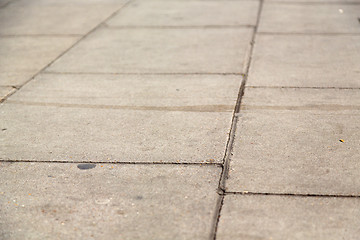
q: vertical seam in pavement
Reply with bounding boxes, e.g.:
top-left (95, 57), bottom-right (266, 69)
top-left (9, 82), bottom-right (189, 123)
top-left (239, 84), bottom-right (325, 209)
top-left (0, 0), bottom-right (133, 104)
top-left (209, 0), bottom-right (264, 239)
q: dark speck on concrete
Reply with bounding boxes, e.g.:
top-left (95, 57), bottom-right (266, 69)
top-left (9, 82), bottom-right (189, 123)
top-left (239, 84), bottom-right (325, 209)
top-left (135, 195), bottom-right (143, 200)
top-left (77, 163), bottom-right (96, 170)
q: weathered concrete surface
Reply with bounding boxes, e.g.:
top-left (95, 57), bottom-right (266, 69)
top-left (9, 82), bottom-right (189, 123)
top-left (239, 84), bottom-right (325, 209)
top-left (10, 73), bottom-right (241, 107)
top-left (248, 34), bottom-right (360, 88)
top-left (0, 0), bottom-right (127, 35)
top-left (0, 104), bottom-right (232, 163)
top-left (0, 73), bottom-right (239, 163)
top-left (0, 162), bottom-right (221, 240)
top-left (0, 86), bottom-right (15, 101)
top-left (107, 0), bottom-right (259, 27)
top-left (226, 88), bottom-right (360, 195)
top-left (217, 195), bottom-right (360, 240)
top-left (259, 3), bottom-right (360, 33)
top-left (0, 36), bottom-right (78, 86)
top-left (46, 28), bottom-right (253, 74)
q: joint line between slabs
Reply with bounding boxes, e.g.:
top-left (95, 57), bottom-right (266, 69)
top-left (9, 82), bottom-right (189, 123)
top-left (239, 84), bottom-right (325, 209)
top-left (103, 24), bottom-right (256, 29)
top-left (0, 159), bottom-right (222, 166)
top-left (258, 32), bottom-right (360, 36)
top-left (210, 0), bottom-right (265, 239)
top-left (247, 86), bottom-right (360, 90)
top-left (0, 0), bottom-right (133, 104)
top-left (42, 71), bottom-right (245, 76)
top-left (225, 191), bottom-right (360, 198)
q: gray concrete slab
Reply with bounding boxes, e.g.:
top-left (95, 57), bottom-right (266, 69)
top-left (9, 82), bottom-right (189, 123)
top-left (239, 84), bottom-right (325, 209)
top-left (106, 0), bottom-right (259, 27)
top-left (259, 3), bottom-right (360, 33)
top-left (0, 103), bottom-right (233, 163)
top-left (0, 86), bottom-right (15, 101)
top-left (267, 0), bottom-right (360, 3)
top-left (10, 73), bottom-right (241, 107)
top-left (0, 73), bottom-right (238, 163)
top-left (0, 36), bottom-right (78, 86)
top-left (0, 0), bottom-right (127, 35)
top-left (0, 162), bottom-right (221, 240)
top-left (226, 88), bottom-right (360, 195)
top-left (217, 195), bottom-right (360, 240)
top-left (248, 34), bottom-right (360, 88)
top-left (46, 28), bottom-right (253, 74)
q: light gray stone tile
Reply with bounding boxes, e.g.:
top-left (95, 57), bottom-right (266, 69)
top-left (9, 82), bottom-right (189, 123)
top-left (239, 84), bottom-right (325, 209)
top-left (259, 3), bottom-right (360, 33)
top-left (248, 34), bottom-right (360, 88)
top-left (0, 86), bottom-right (15, 101)
top-left (46, 28), bottom-right (253, 74)
top-left (266, 0), bottom-right (360, 3)
top-left (0, 36), bottom-right (79, 86)
top-left (0, 0), bottom-right (127, 35)
top-left (0, 73), bottom-right (238, 163)
top-left (107, 0), bottom-right (259, 27)
top-left (227, 88), bottom-right (360, 195)
top-left (0, 103), bottom-right (232, 163)
top-left (12, 73), bottom-right (241, 107)
top-left (217, 195), bottom-right (360, 240)
top-left (0, 162), bottom-right (220, 240)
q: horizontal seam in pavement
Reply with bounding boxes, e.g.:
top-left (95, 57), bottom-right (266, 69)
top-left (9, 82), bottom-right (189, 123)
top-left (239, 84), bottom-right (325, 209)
top-left (0, 0), bottom-right (133, 104)
top-left (258, 32), bottom-right (360, 36)
top-left (247, 86), bottom-right (360, 89)
top-left (210, 0), bottom-right (264, 239)
top-left (225, 192), bottom-right (360, 198)
top-left (103, 25), bottom-right (256, 29)
top-left (42, 71), bottom-right (245, 76)
top-left (0, 34), bottom-right (83, 38)
top-left (0, 159), bottom-right (222, 166)
top-left (6, 100), bottom-right (235, 113)
top-left (265, 1), bottom-right (360, 5)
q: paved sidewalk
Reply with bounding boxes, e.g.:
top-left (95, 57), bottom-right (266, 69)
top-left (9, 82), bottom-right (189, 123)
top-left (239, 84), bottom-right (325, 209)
top-left (0, 0), bottom-right (359, 239)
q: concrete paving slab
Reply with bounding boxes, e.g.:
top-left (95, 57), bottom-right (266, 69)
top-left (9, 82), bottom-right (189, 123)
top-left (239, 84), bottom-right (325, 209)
top-left (217, 195), bottom-right (360, 240)
top-left (0, 0), bottom-right (127, 35)
top-left (267, 0), bottom-right (360, 3)
top-left (0, 73), bottom-right (238, 163)
top-left (11, 73), bottom-right (241, 107)
top-left (259, 3), bottom-right (360, 33)
top-left (0, 162), bottom-right (221, 240)
top-left (248, 34), bottom-right (360, 88)
top-left (0, 36), bottom-right (78, 86)
top-left (226, 88), bottom-right (360, 195)
top-left (0, 86), bottom-right (15, 101)
top-left (106, 0), bottom-right (259, 27)
top-left (46, 28), bottom-right (253, 74)
top-left (0, 103), bottom-right (232, 163)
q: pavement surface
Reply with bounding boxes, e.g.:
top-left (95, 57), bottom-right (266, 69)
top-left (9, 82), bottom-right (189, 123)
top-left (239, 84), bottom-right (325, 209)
top-left (0, 0), bottom-right (359, 239)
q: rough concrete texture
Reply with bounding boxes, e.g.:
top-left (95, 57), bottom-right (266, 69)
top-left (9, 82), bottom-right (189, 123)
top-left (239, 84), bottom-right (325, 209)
top-left (267, 0), bottom-right (360, 3)
top-left (248, 34), bottom-right (360, 88)
top-left (259, 3), bottom-right (360, 33)
top-left (0, 0), bottom-right (127, 35)
top-left (217, 195), bottom-right (360, 240)
top-left (46, 28), bottom-right (252, 74)
top-left (0, 162), bottom-right (221, 240)
top-left (0, 73), bottom-right (239, 163)
top-left (0, 86), bottom-right (15, 101)
top-left (0, 103), bottom-right (232, 163)
top-left (0, 36), bottom-right (78, 86)
top-left (10, 73), bottom-right (241, 107)
top-left (106, 0), bottom-right (259, 27)
top-left (226, 88), bottom-right (360, 195)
